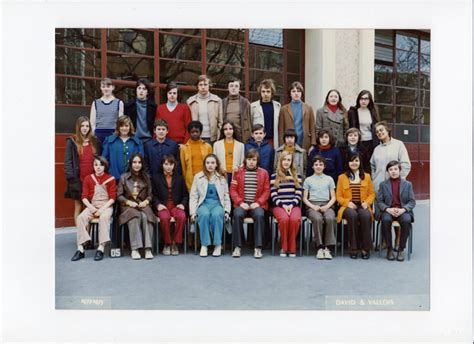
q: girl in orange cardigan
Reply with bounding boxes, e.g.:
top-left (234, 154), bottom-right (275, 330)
top-left (336, 154), bottom-right (375, 259)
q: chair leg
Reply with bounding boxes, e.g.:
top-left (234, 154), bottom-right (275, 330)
top-left (408, 227), bottom-right (412, 261)
top-left (299, 219), bottom-right (303, 257)
top-left (183, 220), bottom-right (187, 255)
top-left (341, 222), bottom-right (344, 257)
top-left (271, 219), bottom-right (275, 256)
top-left (378, 222), bottom-right (382, 258)
top-left (306, 221), bottom-right (310, 257)
top-left (333, 219), bottom-right (337, 258)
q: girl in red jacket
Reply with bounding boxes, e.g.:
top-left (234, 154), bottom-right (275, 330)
top-left (229, 149), bottom-right (271, 258)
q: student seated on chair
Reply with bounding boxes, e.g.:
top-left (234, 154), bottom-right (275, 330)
top-left (376, 160), bottom-right (416, 262)
top-left (336, 154), bottom-right (375, 260)
top-left (271, 151), bottom-right (303, 258)
top-left (117, 153), bottom-right (157, 260)
top-left (180, 121), bottom-right (213, 192)
top-left (152, 154), bottom-right (188, 256)
top-left (230, 149), bottom-right (270, 259)
top-left (303, 155), bottom-right (337, 260)
top-left (72, 156), bottom-right (116, 262)
top-left (189, 154), bottom-right (231, 257)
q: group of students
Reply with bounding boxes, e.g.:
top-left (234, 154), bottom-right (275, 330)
top-left (64, 75), bottom-right (416, 263)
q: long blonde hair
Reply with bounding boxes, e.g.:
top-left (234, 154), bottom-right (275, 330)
top-left (73, 116), bottom-right (98, 155)
top-left (274, 151), bottom-right (301, 188)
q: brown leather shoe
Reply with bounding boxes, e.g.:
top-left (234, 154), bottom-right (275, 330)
top-left (386, 248), bottom-right (395, 261)
top-left (397, 250), bottom-right (405, 262)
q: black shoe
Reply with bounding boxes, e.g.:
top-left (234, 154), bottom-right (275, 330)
top-left (349, 252), bottom-right (358, 259)
top-left (71, 250), bottom-right (84, 261)
top-left (361, 251), bottom-right (370, 260)
top-left (94, 250), bottom-right (104, 261)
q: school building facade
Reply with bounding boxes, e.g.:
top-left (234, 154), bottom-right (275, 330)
top-left (55, 28), bottom-right (430, 227)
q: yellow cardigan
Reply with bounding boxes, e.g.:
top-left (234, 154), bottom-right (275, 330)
top-left (336, 173), bottom-right (375, 223)
top-left (180, 140), bottom-right (213, 191)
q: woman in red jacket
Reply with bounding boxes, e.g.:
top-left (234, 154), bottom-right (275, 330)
top-left (230, 149), bottom-right (270, 258)
top-left (156, 82), bottom-right (192, 145)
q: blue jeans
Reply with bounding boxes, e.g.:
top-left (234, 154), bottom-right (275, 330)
top-left (197, 202), bottom-right (224, 246)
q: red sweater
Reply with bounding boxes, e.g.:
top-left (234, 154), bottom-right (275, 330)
top-left (156, 103), bottom-right (192, 144)
top-left (230, 167), bottom-right (271, 210)
top-left (81, 173), bottom-right (117, 201)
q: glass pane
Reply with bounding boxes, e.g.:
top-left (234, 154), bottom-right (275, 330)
top-left (107, 29), bottom-right (154, 55)
top-left (287, 51), bottom-right (300, 74)
top-left (206, 65), bottom-right (244, 89)
top-left (287, 30), bottom-right (301, 51)
top-left (420, 54), bottom-right (430, 73)
top-left (396, 72), bottom-right (418, 88)
top-left (395, 106), bottom-right (418, 124)
top-left (159, 60), bottom-right (201, 85)
top-left (396, 50), bottom-right (418, 73)
top-left (249, 70), bottom-right (283, 94)
top-left (160, 29), bottom-right (200, 36)
top-left (376, 104), bottom-right (394, 121)
top-left (421, 39), bottom-right (430, 54)
top-left (107, 54), bottom-right (154, 81)
top-left (394, 124), bottom-right (418, 143)
top-left (56, 28), bottom-right (101, 49)
top-left (207, 29), bottom-right (245, 42)
top-left (56, 106), bottom-right (91, 134)
top-left (396, 87), bottom-right (417, 106)
top-left (56, 77), bottom-right (100, 105)
top-left (396, 33), bottom-right (419, 52)
top-left (375, 46), bottom-right (393, 63)
top-left (206, 40), bottom-right (244, 66)
top-left (249, 29), bottom-right (283, 48)
top-left (420, 125), bottom-right (430, 143)
top-left (112, 85), bottom-right (137, 104)
top-left (375, 30), bottom-right (393, 46)
top-left (421, 108), bottom-right (430, 125)
top-left (375, 64), bottom-right (393, 85)
top-left (160, 34), bottom-right (202, 61)
top-left (420, 72), bottom-right (430, 90)
top-left (249, 46), bottom-right (283, 71)
top-left (420, 90), bottom-right (430, 108)
top-left (56, 47), bottom-right (101, 77)
top-left (374, 85), bottom-right (393, 104)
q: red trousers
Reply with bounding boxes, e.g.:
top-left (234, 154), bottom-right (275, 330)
top-left (158, 207), bottom-right (186, 244)
top-left (273, 206), bottom-right (301, 253)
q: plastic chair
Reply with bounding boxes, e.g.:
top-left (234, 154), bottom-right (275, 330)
top-left (119, 221), bottom-right (159, 255)
top-left (271, 214), bottom-right (305, 257)
top-left (376, 220), bottom-right (413, 261)
top-left (155, 216), bottom-right (188, 255)
top-left (89, 217), bottom-right (112, 256)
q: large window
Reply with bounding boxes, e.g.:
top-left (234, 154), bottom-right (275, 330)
top-left (55, 28), bottom-right (305, 133)
top-left (374, 30), bottom-right (430, 143)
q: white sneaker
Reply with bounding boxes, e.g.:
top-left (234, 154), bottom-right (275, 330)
top-left (162, 245), bottom-right (171, 256)
top-left (131, 250), bottom-right (141, 260)
top-left (279, 250), bottom-right (287, 257)
top-left (232, 247), bottom-right (241, 258)
top-left (316, 248), bottom-right (325, 260)
top-left (200, 246), bottom-right (208, 257)
top-left (254, 248), bottom-right (263, 259)
top-left (288, 253), bottom-right (296, 258)
top-left (212, 245), bottom-right (222, 257)
top-left (171, 243), bottom-right (179, 256)
top-left (145, 249), bottom-right (153, 259)
top-left (324, 248), bottom-right (333, 260)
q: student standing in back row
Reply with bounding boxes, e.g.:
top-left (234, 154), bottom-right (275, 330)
top-left (316, 89), bottom-right (348, 147)
top-left (187, 75), bottom-right (223, 145)
top-left (278, 81), bottom-right (316, 153)
top-left (222, 78), bottom-right (252, 144)
top-left (90, 78), bottom-right (124, 144)
top-left (250, 79), bottom-right (281, 149)
top-left (124, 78), bottom-right (157, 144)
top-left (156, 82), bottom-right (192, 145)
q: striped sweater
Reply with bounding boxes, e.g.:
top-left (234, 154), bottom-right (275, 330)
top-left (270, 172), bottom-right (303, 207)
